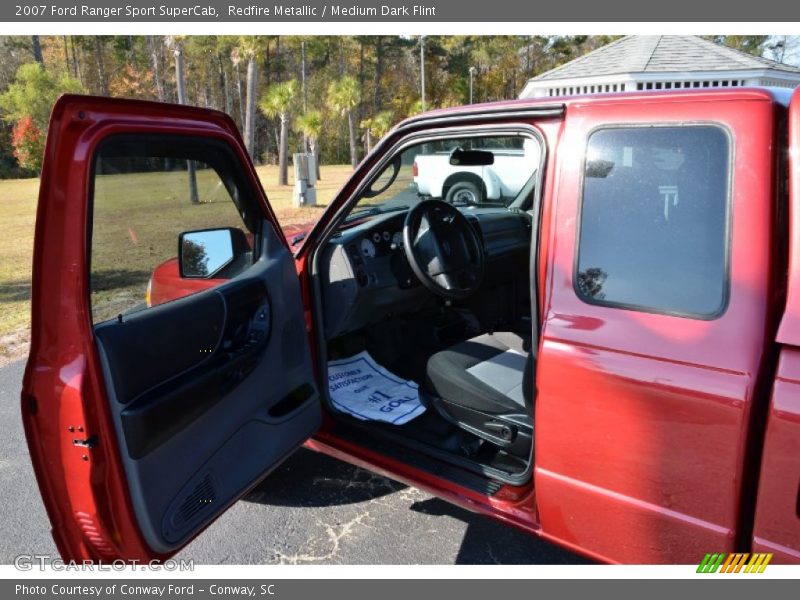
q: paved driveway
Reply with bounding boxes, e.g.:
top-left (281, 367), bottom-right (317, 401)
top-left (0, 359), bottom-right (584, 565)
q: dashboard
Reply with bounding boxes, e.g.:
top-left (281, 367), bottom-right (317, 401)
top-left (359, 227), bottom-right (404, 260)
top-left (346, 216), bottom-right (415, 288)
top-left (320, 206), bottom-right (531, 340)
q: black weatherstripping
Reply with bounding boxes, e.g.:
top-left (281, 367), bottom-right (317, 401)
top-left (97, 279), bottom-right (272, 459)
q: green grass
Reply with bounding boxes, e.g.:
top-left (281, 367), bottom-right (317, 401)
top-left (0, 178), bottom-right (40, 364)
top-left (0, 164), bottom-right (354, 364)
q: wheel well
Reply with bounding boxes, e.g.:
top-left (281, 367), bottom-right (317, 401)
top-left (442, 172), bottom-right (485, 198)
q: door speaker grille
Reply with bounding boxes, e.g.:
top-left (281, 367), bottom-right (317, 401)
top-left (164, 472), bottom-right (218, 543)
top-left (178, 474), bottom-right (216, 524)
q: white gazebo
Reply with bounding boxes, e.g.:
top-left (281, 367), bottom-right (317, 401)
top-left (520, 36), bottom-right (800, 99)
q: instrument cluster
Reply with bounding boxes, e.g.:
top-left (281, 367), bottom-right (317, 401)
top-left (358, 228), bottom-right (404, 259)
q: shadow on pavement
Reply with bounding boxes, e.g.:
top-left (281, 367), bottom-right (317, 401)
top-left (408, 497), bottom-right (589, 565)
top-left (245, 448), bottom-right (588, 565)
top-left (245, 448), bottom-right (407, 507)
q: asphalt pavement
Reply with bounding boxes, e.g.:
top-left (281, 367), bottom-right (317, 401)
top-left (0, 358), bottom-right (584, 565)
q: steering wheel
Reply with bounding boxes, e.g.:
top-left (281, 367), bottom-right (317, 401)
top-left (403, 200), bottom-right (485, 300)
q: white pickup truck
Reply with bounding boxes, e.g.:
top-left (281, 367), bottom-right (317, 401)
top-left (412, 138), bottom-right (539, 204)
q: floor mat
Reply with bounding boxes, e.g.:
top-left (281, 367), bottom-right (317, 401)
top-left (327, 351), bottom-right (425, 425)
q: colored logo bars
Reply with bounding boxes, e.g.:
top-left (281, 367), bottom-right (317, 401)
top-left (697, 553), bottom-right (773, 573)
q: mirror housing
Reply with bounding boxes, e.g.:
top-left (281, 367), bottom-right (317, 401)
top-left (178, 227), bottom-right (250, 279)
top-left (449, 147), bottom-right (494, 166)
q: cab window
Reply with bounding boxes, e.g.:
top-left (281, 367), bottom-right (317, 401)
top-left (576, 125), bottom-right (730, 318)
top-left (347, 134), bottom-right (541, 222)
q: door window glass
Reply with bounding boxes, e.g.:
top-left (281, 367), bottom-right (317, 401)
top-left (90, 136), bottom-right (257, 323)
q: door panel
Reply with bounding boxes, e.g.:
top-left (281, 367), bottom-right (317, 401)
top-left (22, 95), bottom-right (320, 560)
top-left (97, 226), bottom-right (318, 551)
top-left (95, 289), bottom-right (226, 410)
top-left (537, 92), bottom-right (780, 563)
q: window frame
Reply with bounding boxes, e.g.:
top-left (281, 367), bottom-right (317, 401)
top-left (572, 122), bottom-right (734, 320)
top-left (347, 127), bottom-right (544, 214)
top-left (87, 133), bottom-right (264, 324)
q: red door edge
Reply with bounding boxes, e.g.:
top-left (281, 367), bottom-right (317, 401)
top-left (21, 95), bottom-right (287, 561)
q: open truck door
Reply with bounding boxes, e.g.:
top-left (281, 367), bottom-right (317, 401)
top-left (21, 95), bottom-right (321, 561)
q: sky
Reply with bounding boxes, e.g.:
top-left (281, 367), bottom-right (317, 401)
top-left (765, 35), bottom-right (800, 66)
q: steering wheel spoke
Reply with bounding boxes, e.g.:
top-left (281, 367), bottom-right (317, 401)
top-left (433, 272), bottom-right (456, 291)
top-left (403, 200), bottom-right (485, 300)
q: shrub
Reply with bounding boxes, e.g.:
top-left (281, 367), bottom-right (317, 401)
top-left (11, 115), bottom-right (44, 172)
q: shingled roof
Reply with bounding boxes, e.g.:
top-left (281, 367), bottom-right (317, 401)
top-left (532, 35), bottom-right (800, 82)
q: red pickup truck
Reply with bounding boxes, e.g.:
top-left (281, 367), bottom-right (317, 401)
top-left (22, 87), bottom-right (800, 565)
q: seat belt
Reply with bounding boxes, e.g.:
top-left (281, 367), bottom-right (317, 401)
top-left (508, 199), bottom-right (541, 362)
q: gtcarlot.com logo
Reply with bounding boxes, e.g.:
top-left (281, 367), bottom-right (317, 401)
top-left (14, 554), bottom-right (194, 571)
top-left (697, 553), bottom-right (773, 574)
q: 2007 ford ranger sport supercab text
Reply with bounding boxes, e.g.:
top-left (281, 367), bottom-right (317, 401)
top-left (21, 87), bottom-right (800, 564)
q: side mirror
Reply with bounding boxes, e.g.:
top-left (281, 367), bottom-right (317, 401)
top-left (449, 147), bottom-right (494, 166)
top-left (178, 227), bottom-right (249, 279)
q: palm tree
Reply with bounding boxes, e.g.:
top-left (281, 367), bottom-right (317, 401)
top-left (328, 75), bottom-right (361, 169)
top-left (237, 36), bottom-right (260, 161)
top-left (295, 109), bottom-right (323, 180)
top-left (361, 110), bottom-right (394, 154)
top-left (165, 35), bottom-right (199, 205)
top-left (259, 79), bottom-right (299, 186)
top-left (372, 111), bottom-right (394, 138)
top-left (360, 117), bottom-right (374, 155)
top-left (229, 44), bottom-right (246, 128)
top-left (146, 36), bottom-right (165, 102)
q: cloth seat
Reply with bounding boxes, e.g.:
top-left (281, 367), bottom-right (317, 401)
top-left (426, 331), bottom-right (533, 417)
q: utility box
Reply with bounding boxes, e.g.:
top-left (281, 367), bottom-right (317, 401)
top-left (292, 153), bottom-right (317, 207)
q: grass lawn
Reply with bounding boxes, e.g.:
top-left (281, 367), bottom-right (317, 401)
top-left (0, 164), bottom-right (354, 365)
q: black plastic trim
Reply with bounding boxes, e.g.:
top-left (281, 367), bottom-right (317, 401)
top-left (335, 421), bottom-right (507, 495)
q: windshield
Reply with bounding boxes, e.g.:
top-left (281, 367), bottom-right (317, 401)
top-left (346, 134), bottom-right (540, 222)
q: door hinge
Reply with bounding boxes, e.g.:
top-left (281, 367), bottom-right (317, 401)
top-left (72, 435), bottom-right (99, 449)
